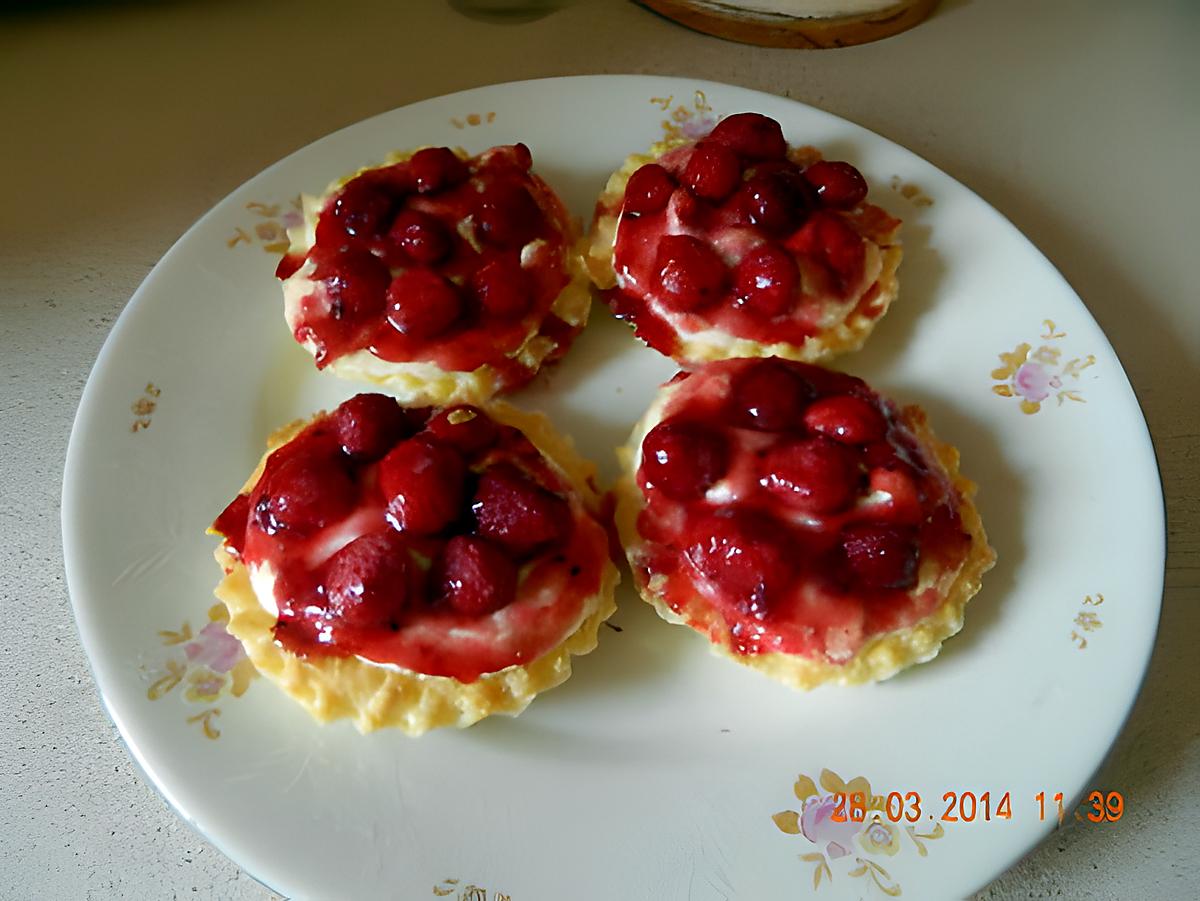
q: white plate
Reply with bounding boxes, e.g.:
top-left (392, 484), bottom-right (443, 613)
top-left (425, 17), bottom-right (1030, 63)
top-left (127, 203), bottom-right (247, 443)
top-left (63, 76), bottom-right (1164, 901)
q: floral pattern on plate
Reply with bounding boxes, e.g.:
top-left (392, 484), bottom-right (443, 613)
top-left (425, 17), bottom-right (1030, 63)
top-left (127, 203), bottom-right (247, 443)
top-left (773, 769), bottom-right (946, 895)
top-left (144, 602), bottom-right (257, 739)
top-left (991, 319), bottom-right (1096, 414)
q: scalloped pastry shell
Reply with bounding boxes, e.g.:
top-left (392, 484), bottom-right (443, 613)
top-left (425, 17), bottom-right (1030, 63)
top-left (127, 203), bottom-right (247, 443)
top-left (211, 401), bottom-right (620, 734)
top-left (614, 390), bottom-right (995, 689)
top-left (284, 147), bottom-right (594, 406)
top-left (586, 140), bottom-right (902, 365)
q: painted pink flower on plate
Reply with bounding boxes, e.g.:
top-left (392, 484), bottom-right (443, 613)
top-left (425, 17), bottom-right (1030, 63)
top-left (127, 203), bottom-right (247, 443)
top-left (801, 795), bottom-right (863, 859)
top-left (1013, 362), bottom-right (1063, 404)
top-left (184, 621), bottom-right (244, 673)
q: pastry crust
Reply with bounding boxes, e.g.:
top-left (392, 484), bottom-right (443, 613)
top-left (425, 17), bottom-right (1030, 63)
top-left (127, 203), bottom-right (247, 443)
top-left (586, 141), bottom-right (902, 365)
top-left (211, 402), bottom-right (619, 734)
top-left (283, 148), bottom-right (594, 406)
top-left (614, 383), bottom-right (994, 689)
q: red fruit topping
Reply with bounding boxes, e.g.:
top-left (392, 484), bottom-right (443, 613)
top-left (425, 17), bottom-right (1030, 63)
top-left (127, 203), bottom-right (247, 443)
top-left (410, 147), bottom-right (468, 194)
top-left (787, 211), bottom-right (866, 289)
top-left (323, 531), bottom-right (412, 633)
top-left (868, 465), bottom-right (924, 524)
top-left (623, 164), bottom-right (676, 215)
top-left (733, 243), bottom-right (800, 317)
top-left (425, 405), bottom-right (500, 456)
top-left (803, 395), bottom-right (887, 445)
top-left (707, 112), bottom-right (788, 161)
top-left (212, 494), bottom-right (250, 556)
top-left (475, 180), bottom-right (543, 248)
top-left (641, 419), bottom-right (729, 500)
top-left (385, 268), bottom-right (463, 339)
top-left (309, 245), bottom-right (391, 322)
top-left (379, 438), bottom-right (466, 535)
top-left (760, 437), bottom-right (861, 514)
top-left (320, 172), bottom-right (401, 241)
top-left (387, 209), bottom-right (452, 264)
top-left (471, 254), bottom-right (531, 320)
top-left (803, 160), bottom-right (868, 210)
top-left (435, 535), bottom-right (518, 616)
top-left (683, 142), bottom-right (741, 201)
top-left (840, 524), bottom-right (919, 589)
top-left (737, 173), bottom-right (805, 234)
top-left (253, 449), bottom-right (356, 535)
top-left (685, 510), bottom-right (790, 618)
top-left (668, 187), bottom-right (711, 229)
top-left (730, 359), bottom-right (814, 431)
top-left (472, 463), bottom-right (571, 557)
top-left (477, 142), bottom-right (533, 173)
top-left (332, 393), bottom-right (412, 461)
top-left (654, 234), bottom-right (728, 312)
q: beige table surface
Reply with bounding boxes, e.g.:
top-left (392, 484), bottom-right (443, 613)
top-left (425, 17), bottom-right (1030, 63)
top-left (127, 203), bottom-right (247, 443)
top-left (2, 1), bottom-right (1197, 898)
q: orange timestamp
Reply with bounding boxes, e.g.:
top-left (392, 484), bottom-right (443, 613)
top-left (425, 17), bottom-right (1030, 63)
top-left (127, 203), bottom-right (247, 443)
top-left (830, 790), bottom-right (1125, 826)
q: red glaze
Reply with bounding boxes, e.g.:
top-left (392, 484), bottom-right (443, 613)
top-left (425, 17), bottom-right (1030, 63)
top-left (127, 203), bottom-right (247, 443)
top-left (605, 113), bottom-right (899, 359)
top-left (631, 358), bottom-right (973, 663)
top-left (213, 396), bottom-right (608, 682)
top-left (284, 144), bottom-right (580, 392)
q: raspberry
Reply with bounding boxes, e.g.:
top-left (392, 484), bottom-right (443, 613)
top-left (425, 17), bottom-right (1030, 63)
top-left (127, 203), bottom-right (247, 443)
top-left (385, 268), bottom-right (463, 339)
top-left (840, 524), bottom-right (919, 590)
top-left (471, 254), bottom-right (531, 320)
top-left (803, 395), bottom-right (887, 445)
top-left (760, 437), bottom-right (861, 515)
top-left (409, 147), bottom-right (468, 194)
top-left (683, 142), bottom-right (741, 201)
top-left (323, 531), bottom-right (412, 635)
top-left (623, 164), bottom-right (676, 215)
top-left (471, 463), bottom-right (571, 557)
top-left (733, 243), bottom-right (800, 318)
top-left (654, 234), bottom-right (728, 312)
top-left (803, 160), bottom-right (868, 210)
top-left (252, 448), bottom-right (356, 535)
top-left (641, 418), bottom-right (729, 500)
top-left (435, 535), bottom-right (519, 616)
top-left (707, 112), bottom-right (788, 161)
top-left (379, 438), bottom-right (467, 535)
top-left (388, 209), bottom-right (452, 264)
top-left (729, 359), bottom-right (814, 431)
top-left (331, 393), bottom-right (412, 461)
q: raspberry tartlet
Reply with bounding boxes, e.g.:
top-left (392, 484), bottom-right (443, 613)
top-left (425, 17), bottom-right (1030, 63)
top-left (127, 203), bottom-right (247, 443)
top-left (277, 143), bottom-right (592, 404)
top-left (587, 112), bottom-right (902, 365)
top-left (209, 394), bottom-right (619, 734)
top-left (615, 357), bottom-right (994, 688)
